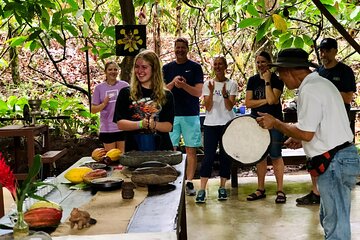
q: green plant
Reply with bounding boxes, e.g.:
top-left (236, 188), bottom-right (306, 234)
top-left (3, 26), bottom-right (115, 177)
top-left (0, 95), bottom-right (99, 137)
top-left (40, 95), bottom-right (99, 137)
top-left (0, 153), bottom-right (55, 213)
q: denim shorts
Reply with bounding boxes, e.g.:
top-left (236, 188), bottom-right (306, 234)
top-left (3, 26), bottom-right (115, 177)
top-left (170, 116), bottom-right (202, 147)
top-left (268, 129), bottom-right (283, 159)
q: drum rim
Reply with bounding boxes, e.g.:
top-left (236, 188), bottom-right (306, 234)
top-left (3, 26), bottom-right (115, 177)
top-left (221, 114), bottom-right (271, 166)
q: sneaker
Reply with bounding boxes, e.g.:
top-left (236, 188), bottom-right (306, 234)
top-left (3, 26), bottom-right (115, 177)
top-left (185, 182), bottom-right (196, 196)
top-left (195, 190), bottom-right (206, 203)
top-left (296, 191), bottom-right (320, 205)
top-left (218, 187), bottom-right (228, 200)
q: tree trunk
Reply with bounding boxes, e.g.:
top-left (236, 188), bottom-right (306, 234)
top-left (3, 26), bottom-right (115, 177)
top-left (153, 1), bottom-right (161, 55)
top-left (175, 3), bottom-right (181, 37)
top-left (8, 23), bottom-right (20, 85)
top-left (119, 0), bottom-right (136, 82)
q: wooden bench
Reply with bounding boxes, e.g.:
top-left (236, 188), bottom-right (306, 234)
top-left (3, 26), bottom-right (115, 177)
top-left (40, 148), bottom-right (68, 178)
top-left (230, 148), bottom-right (306, 188)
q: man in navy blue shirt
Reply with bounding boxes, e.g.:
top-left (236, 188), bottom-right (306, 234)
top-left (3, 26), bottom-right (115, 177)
top-left (163, 38), bottom-right (204, 196)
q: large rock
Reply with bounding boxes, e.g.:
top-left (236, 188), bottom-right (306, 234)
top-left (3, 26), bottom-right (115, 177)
top-left (119, 151), bottom-right (182, 168)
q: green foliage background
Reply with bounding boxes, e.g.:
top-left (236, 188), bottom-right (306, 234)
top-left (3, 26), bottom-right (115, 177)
top-left (0, 0), bottom-right (359, 136)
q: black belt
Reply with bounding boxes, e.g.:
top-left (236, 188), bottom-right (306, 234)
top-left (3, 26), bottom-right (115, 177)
top-left (328, 142), bottom-right (352, 156)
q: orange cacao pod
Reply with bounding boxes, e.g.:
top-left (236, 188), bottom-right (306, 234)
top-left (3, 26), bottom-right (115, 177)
top-left (91, 148), bottom-right (107, 161)
top-left (24, 207), bottom-right (62, 228)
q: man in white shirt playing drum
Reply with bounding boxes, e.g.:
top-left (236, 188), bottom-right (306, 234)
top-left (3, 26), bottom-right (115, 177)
top-left (256, 48), bottom-right (360, 240)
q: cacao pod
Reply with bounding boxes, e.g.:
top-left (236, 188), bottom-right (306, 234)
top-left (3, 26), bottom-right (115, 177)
top-left (24, 207), bottom-right (62, 228)
top-left (29, 200), bottom-right (62, 211)
top-left (105, 148), bottom-right (122, 161)
top-left (64, 167), bottom-right (92, 184)
top-left (83, 169), bottom-right (107, 183)
top-left (91, 148), bottom-right (107, 161)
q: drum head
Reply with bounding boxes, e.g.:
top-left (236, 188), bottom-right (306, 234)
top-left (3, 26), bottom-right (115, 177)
top-left (222, 115), bottom-right (270, 166)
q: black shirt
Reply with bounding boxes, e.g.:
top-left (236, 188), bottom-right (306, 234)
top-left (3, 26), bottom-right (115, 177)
top-left (162, 60), bottom-right (204, 116)
top-left (246, 73), bottom-right (284, 120)
top-left (113, 86), bottom-right (175, 151)
top-left (317, 62), bottom-right (356, 115)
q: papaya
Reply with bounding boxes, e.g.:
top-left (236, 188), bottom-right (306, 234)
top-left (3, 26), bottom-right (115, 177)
top-left (105, 148), bottom-right (122, 161)
top-left (91, 148), bottom-right (107, 162)
top-left (64, 167), bottom-right (92, 184)
top-left (24, 207), bottom-right (62, 228)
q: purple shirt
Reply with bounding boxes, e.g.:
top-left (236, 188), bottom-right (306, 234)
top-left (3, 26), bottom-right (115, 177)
top-left (92, 80), bottom-right (129, 133)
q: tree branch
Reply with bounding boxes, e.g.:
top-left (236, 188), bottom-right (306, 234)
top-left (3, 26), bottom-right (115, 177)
top-left (311, 0), bottom-right (360, 53)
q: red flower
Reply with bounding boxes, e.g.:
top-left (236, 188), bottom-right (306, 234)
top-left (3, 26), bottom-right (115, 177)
top-left (0, 152), bottom-right (17, 200)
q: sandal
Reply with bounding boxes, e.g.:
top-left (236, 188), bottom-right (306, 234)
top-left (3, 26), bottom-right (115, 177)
top-left (247, 189), bottom-right (266, 201)
top-left (275, 191), bottom-right (287, 204)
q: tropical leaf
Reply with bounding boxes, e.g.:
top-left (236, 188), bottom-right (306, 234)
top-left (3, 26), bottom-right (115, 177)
top-left (256, 17), bottom-right (272, 42)
top-left (350, 6), bottom-right (360, 21)
top-left (272, 14), bottom-right (287, 32)
top-left (294, 36), bottom-right (304, 48)
top-left (8, 36), bottom-right (28, 47)
top-left (238, 17), bottom-right (263, 28)
top-left (246, 4), bottom-right (259, 17)
top-left (282, 37), bottom-right (294, 48)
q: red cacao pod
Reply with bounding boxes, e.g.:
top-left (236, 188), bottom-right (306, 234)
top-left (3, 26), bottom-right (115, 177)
top-left (24, 207), bottom-right (62, 228)
top-left (83, 169), bottom-right (107, 183)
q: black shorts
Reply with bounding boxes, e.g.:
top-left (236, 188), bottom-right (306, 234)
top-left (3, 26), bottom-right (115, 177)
top-left (99, 132), bottom-right (126, 144)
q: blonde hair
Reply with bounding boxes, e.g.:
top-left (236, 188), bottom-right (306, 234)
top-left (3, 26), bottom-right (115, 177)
top-left (130, 50), bottom-right (167, 106)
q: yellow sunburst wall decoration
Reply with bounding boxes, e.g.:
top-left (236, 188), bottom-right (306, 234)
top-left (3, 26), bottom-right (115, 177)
top-left (115, 25), bottom-right (146, 56)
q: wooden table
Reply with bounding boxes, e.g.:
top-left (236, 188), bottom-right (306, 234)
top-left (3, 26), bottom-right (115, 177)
top-left (0, 156), bottom-right (187, 240)
top-left (0, 125), bottom-right (49, 179)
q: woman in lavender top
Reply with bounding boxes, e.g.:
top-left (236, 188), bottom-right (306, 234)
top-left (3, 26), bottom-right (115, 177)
top-left (91, 61), bottom-right (129, 152)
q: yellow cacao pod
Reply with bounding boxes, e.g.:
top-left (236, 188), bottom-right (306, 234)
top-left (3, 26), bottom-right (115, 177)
top-left (105, 148), bottom-right (122, 161)
top-left (29, 201), bottom-right (62, 211)
top-left (91, 148), bottom-right (107, 161)
top-left (64, 167), bottom-right (92, 184)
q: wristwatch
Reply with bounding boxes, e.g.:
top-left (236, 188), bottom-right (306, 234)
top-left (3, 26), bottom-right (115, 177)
top-left (223, 93), bottom-right (229, 99)
top-left (265, 81), bottom-right (271, 86)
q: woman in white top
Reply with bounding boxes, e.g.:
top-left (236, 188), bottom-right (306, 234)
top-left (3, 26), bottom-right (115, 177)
top-left (195, 56), bottom-right (238, 203)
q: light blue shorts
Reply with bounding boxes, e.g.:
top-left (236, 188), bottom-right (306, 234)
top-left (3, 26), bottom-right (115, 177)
top-left (170, 116), bottom-right (202, 148)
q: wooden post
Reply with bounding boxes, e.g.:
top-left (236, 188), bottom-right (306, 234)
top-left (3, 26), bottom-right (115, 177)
top-left (0, 185), bottom-right (4, 217)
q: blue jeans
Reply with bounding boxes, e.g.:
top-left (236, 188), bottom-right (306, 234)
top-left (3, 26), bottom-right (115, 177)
top-left (317, 145), bottom-right (360, 240)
